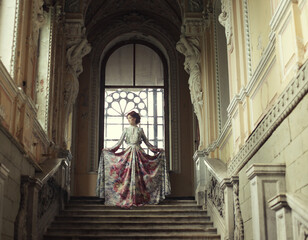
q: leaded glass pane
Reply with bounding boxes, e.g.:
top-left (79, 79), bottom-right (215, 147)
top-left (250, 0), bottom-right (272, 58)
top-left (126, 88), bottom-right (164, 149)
top-left (135, 45), bottom-right (164, 86)
top-left (104, 89), bottom-right (164, 154)
top-left (105, 44), bottom-right (134, 86)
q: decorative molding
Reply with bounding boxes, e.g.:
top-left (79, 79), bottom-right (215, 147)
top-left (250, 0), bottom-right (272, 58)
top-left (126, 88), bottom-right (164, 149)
top-left (44, 8), bottom-right (54, 133)
top-left (204, 117), bottom-right (231, 154)
top-left (213, 4), bottom-right (222, 133)
top-left (246, 34), bottom-right (276, 95)
top-left (243, 0), bottom-right (252, 81)
top-left (270, 0), bottom-right (291, 31)
top-left (10, 0), bottom-right (21, 77)
top-left (228, 60), bottom-right (308, 176)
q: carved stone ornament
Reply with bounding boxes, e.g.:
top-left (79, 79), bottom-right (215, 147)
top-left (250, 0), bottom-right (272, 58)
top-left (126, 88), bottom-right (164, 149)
top-left (176, 30), bottom-right (204, 149)
top-left (38, 177), bottom-right (60, 218)
top-left (32, 0), bottom-right (46, 46)
top-left (208, 173), bottom-right (225, 218)
top-left (233, 182), bottom-right (244, 240)
top-left (188, 0), bottom-right (204, 13)
top-left (218, 0), bottom-right (232, 45)
top-left (64, 26), bottom-right (91, 108)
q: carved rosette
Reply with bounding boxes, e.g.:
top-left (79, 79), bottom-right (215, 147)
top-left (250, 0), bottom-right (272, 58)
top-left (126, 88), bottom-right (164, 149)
top-left (208, 173), bottom-right (225, 218)
top-left (218, 0), bottom-right (232, 45)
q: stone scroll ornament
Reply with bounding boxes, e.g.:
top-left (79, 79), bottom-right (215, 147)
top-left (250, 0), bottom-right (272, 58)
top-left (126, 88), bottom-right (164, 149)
top-left (176, 30), bottom-right (204, 149)
top-left (219, 0), bottom-right (232, 45)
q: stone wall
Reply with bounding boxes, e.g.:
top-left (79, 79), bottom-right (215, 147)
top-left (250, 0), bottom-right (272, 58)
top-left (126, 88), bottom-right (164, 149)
top-left (0, 129), bottom-right (35, 240)
top-left (238, 92), bottom-right (308, 240)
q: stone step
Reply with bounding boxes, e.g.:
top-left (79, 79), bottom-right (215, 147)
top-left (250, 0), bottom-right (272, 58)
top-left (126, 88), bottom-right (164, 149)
top-left (46, 227), bottom-right (217, 234)
top-left (69, 197), bottom-right (197, 205)
top-left (60, 209), bottom-right (208, 216)
top-left (44, 232), bottom-right (221, 240)
top-left (65, 203), bottom-right (203, 210)
top-left (51, 220), bottom-right (214, 229)
top-left (55, 214), bottom-right (211, 222)
top-left (44, 197), bottom-right (219, 240)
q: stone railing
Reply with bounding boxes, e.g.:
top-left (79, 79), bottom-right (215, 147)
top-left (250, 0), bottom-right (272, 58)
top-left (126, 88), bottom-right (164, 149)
top-left (14, 156), bottom-right (71, 240)
top-left (194, 151), bottom-right (244, 240)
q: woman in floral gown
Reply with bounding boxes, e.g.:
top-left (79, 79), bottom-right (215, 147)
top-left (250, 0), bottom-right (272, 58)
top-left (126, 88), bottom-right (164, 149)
top-left (96, 111), bottom-right (171, 208)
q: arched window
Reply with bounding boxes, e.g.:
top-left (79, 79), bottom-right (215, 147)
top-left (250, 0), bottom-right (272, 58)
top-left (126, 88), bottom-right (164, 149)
top-left (100, 41), bottom-right (168, 155)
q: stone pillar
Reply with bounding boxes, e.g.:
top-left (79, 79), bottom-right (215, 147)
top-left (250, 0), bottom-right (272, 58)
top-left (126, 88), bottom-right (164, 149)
top-left (193, 150), bottom-right (207, 206)
top-left (268, 193), bottom-right (293, 240)
top-left (0, 163), bottom-right (9, 237)
top-left (220, 177), bottom-right (234, 240)
top-left (15, 176), bottom-right (42, 240)
top-left (246, 163), bottom-right (286, 240)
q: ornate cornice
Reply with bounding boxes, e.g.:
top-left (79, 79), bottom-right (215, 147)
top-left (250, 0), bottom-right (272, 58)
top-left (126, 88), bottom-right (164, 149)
top-left (228, 60), bottom-right (308, 176)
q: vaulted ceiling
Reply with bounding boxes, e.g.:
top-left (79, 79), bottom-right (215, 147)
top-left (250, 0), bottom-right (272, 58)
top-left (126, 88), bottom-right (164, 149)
top-left (82, 0), bottom-right (183, 46)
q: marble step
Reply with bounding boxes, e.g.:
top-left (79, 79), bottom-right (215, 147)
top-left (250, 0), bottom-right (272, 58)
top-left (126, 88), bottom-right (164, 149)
top-left (51, 220), bottom-right (214, 229)
top-left (44, 233), bottom-right (221, 240)
top-left (59, 209), bottom-right (208, 216)
top-left (69, 197), bottom-right (197, 205)
top-left (55, 214), bottom-right (211, 222)
top-left (65, 203), bottom-right (203, 210)
top-left (46, 226), bottom-right (217, 234)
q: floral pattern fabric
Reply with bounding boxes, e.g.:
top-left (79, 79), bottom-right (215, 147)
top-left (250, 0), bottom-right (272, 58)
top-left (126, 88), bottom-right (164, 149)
top-left (96, 126), bottom-right (171, 208)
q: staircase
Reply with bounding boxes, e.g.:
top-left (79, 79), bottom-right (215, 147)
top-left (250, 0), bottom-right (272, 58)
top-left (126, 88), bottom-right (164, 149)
top-left (44, 197), bottom-right (220, 240)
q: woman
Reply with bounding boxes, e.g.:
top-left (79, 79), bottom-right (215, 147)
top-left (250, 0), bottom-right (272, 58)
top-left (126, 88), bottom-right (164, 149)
top-left (96, 111), bottom-right (171, 208)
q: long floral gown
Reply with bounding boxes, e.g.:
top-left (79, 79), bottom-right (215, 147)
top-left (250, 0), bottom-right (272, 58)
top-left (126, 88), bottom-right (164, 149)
top-left (96, 126), bottom-right (171, 208)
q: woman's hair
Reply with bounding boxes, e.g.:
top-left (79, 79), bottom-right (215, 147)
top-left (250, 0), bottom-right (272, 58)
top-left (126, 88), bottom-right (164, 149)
top-left (126, 111), bottom-right (141, 124)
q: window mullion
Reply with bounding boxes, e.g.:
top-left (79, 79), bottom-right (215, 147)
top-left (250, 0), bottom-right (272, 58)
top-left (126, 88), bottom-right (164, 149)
top-left (133, 43), bottom-right (136, 86)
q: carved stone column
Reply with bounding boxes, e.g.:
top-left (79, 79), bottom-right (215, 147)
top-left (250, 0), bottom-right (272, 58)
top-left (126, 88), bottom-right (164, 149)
top-left (246, 163), bottom-right (286, 240)
top-left (0, 163), bottom-right (9, 238)
top-left (61, 19), bottom-right (91, 147)
top-left (176, 2), bottom-right (211, 150)
top-left (193, 150), bottom-right (207, 206)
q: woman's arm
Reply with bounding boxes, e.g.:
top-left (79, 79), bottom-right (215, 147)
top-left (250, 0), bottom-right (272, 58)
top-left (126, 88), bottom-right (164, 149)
top-left (104, 130), bottom-right (126, 152)
top-left (140, 128), bottom-right (163, 153)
